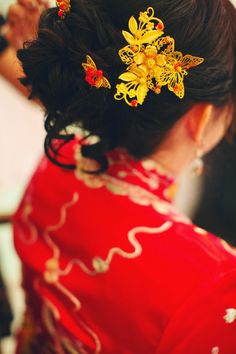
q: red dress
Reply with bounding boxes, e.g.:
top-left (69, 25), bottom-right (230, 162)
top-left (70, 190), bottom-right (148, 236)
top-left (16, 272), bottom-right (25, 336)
top-left (13, 139), bottom-right (236, 354)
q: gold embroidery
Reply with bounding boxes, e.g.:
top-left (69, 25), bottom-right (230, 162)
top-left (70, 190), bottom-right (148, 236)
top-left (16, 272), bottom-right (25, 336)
top-left (59, 259), bottom-right (98, 277)
top-left (224, 308), bottom-right (236, 324)
top-left (55, 282), bottom-right (81, 310)
top-left (221, 239), bottom-right (236, 257)
top-left (74, 146), bottom-right (190, 225)
top-left (75, 162), bottom-right (188, 219)
top-left (60, 223), bottom-right (172, 276)
top-left (18, 150), bottom-right (192, 354)
top-left (20, 193), bottom-right (102, 353)
top-left (41, 194), bottom-right (101, 352)
top-left (79, 320), bottom-right (102, 354)
top-left (92, 222), bottom-right (172, 273)
top-left (44, 258), bottom-right (60, 284)
top-left (117, 165), bottom-right (159, 190)
top-left (47, 193), bottom-right (79, 233)
top-left (42, 300), bottom-right (60, 338)
top-left (194, 227), bottom-right (208, 236)
top-left (61, 337), bottom-right (88, 354)
top-left (42, 301), bottom-right (88, 354)
top-left (19, 203), bottom-right (38, 244)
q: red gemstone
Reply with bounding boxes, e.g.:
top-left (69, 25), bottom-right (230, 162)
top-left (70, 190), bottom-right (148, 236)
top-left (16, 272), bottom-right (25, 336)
top-left (85, 76), bottom-right (96, 86)
top-left (59, 3), bottom-right (65, 10)
top-left (156, 23), bottom-right (164, 30)
top-left (58, 9), bottom-right (64, 17)
top-left (174, 62), bottom-right (182, 72)
top-left (96, 70), bottom-right (104, 77)
top-left (87, 68), bottom-right (96, 77)
top-left (131, 100), bottom-right (138, 107)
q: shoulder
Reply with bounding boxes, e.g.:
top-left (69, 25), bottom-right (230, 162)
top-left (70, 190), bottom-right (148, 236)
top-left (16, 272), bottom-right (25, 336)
top-left (155, 268), bottom-right (236, 354)
top-left (126, 216), bottom-right (236, 315)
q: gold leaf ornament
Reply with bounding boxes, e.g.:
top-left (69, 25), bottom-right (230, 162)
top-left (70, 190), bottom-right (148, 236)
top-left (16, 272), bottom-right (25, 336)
top-left (114, 7), bottom-right (204, 107)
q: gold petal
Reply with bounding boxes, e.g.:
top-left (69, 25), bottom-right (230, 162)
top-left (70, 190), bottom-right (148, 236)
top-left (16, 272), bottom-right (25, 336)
top-left (181, 55), bottom-right (204, 69)
top-left (129, 16), bottom-right (138, 35)
top-left (119, 46), bottom-right (135, 65)
top-left (175, 83), bottom-right (185, 99)
top-left (134, 52), bottom-right (146, 65)
top-left (137, 84), bottom-right (149, 104)
top-left (131, 65), bottom-right (147, 77)
top-left (116, 83), bottom-right (128, 93)
top-left (155, 54), bottom-right (167, 67)
top-left (168, 74), bottom-right (185, 99)
top-left (158, 69), bottom-right (172, 86)
top-left (122, 31), bottom-right (136, 45)
top-left (102, 78), bottom-right (112, 89)
top-left (168, 51), bottom-right (183, 64)
top-left (82, 63), bottom-right (91, 72)
top-left (95, 78), bottom-right (102, 88)
top-left (86, 55), bottom-right (96, 70)
top-left (153, 66), bottom-right (163, 80)
top-left (169, 73), bottom-right (178, 88)
top-left (141, 30), bottom-right (161, 44)
top-left (119, 72), bottom-right (138, 82)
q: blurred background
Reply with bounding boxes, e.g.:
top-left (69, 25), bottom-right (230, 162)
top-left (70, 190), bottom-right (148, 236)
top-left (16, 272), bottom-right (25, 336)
top-left (0, 1), bottom-right (236, 353)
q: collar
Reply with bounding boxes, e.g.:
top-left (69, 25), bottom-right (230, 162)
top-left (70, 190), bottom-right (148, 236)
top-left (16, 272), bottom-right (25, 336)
top-left (106, 149), bottom-right (177, 204)
top-left (74, 142), bottom-right (177, 204)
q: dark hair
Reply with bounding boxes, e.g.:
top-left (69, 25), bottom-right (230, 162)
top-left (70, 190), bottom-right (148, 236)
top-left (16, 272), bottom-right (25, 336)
top-left (17, 0), bottom-right (236, 172)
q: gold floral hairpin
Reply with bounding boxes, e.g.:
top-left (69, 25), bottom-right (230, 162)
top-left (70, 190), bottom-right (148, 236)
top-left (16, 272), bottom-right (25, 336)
top-left (82, 55), bottom-right (111, 89)
top-left (114, 7), bottom-right (204, 107)
top-left (56, 0), bottom-right (71, 18)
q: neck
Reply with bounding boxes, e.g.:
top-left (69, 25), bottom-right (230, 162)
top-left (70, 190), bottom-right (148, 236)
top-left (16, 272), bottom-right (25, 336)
top-left (151, 144), bottom-right (196, 178)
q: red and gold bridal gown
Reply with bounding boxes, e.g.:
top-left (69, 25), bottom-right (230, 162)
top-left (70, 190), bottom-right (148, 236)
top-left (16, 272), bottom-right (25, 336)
top-left (13, 139), bottom-right (236, 354)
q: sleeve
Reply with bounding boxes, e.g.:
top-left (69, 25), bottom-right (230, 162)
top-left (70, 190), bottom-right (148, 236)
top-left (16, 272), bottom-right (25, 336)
top-left (155, 269), bottom-right (236, 354)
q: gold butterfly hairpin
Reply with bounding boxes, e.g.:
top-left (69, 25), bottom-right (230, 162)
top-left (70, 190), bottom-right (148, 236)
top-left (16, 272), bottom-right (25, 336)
top-left (82, 55), bottom-right (111, 90)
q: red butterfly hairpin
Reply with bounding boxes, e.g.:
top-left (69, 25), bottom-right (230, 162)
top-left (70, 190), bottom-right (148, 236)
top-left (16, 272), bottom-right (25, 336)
top-left (82, 56), bottom-right (111, 89)
top-left (56, 0), bottom-right (71, 18)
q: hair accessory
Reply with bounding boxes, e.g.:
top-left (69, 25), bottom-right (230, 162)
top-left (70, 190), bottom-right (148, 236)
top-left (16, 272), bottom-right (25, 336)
top-left (114, 7), bottom-right (204, 107)
top-left (56, 0), bottom-right (71, 18)
top-left (82, 55), bottom-right (111, 89)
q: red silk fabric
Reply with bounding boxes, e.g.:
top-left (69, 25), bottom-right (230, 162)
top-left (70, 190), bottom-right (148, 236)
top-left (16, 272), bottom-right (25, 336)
top-left (13, 141), bottom-right (236, 354)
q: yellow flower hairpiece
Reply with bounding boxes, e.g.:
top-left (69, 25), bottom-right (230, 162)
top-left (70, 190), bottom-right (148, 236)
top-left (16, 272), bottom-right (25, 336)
top-left (114, 7), bottom-right (204, 107)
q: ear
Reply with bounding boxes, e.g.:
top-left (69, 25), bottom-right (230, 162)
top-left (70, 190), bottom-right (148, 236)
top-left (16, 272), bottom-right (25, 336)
top-left (185, 104), bottom-right (214, 144)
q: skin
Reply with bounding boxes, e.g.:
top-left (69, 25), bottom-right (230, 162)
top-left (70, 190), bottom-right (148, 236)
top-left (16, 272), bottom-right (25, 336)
top-left (152, 103), bottom-right (233, 177)
top-left (0, 46), bottom-right (27, 93)
top-left (4, 0), bottom-right (49, 49)
top-left (0, 0), bottom-right (48, 94)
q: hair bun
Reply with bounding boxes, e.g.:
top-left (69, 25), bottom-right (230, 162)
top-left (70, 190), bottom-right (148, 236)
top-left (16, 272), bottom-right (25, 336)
top-left (17, 0), bottom-right (236, 172)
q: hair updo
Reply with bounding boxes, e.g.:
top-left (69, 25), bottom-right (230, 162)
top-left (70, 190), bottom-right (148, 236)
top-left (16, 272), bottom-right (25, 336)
top-left (17, 0), bottom-right (236, 172)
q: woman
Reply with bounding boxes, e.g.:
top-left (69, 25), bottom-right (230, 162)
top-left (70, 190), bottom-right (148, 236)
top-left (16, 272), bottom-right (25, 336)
top-left (13, 0), bottom-right (236, 353)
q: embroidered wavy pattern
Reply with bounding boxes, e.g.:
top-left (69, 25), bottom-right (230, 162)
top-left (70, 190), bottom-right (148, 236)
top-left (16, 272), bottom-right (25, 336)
top-left (47, 192), bottom-right (79, 232)
top-left (60, 222), bottom-right (173, 276)
top-left (19, 192), bottom-right (172, 353)
top-left (19, 204), bottom-right (38, 244)
top-left (91, 222), bottom-right (173, 274)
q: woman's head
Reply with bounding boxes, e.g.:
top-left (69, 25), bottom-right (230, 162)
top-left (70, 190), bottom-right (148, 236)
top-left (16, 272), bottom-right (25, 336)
top-left (17, 0), bottom-right (236, 172)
